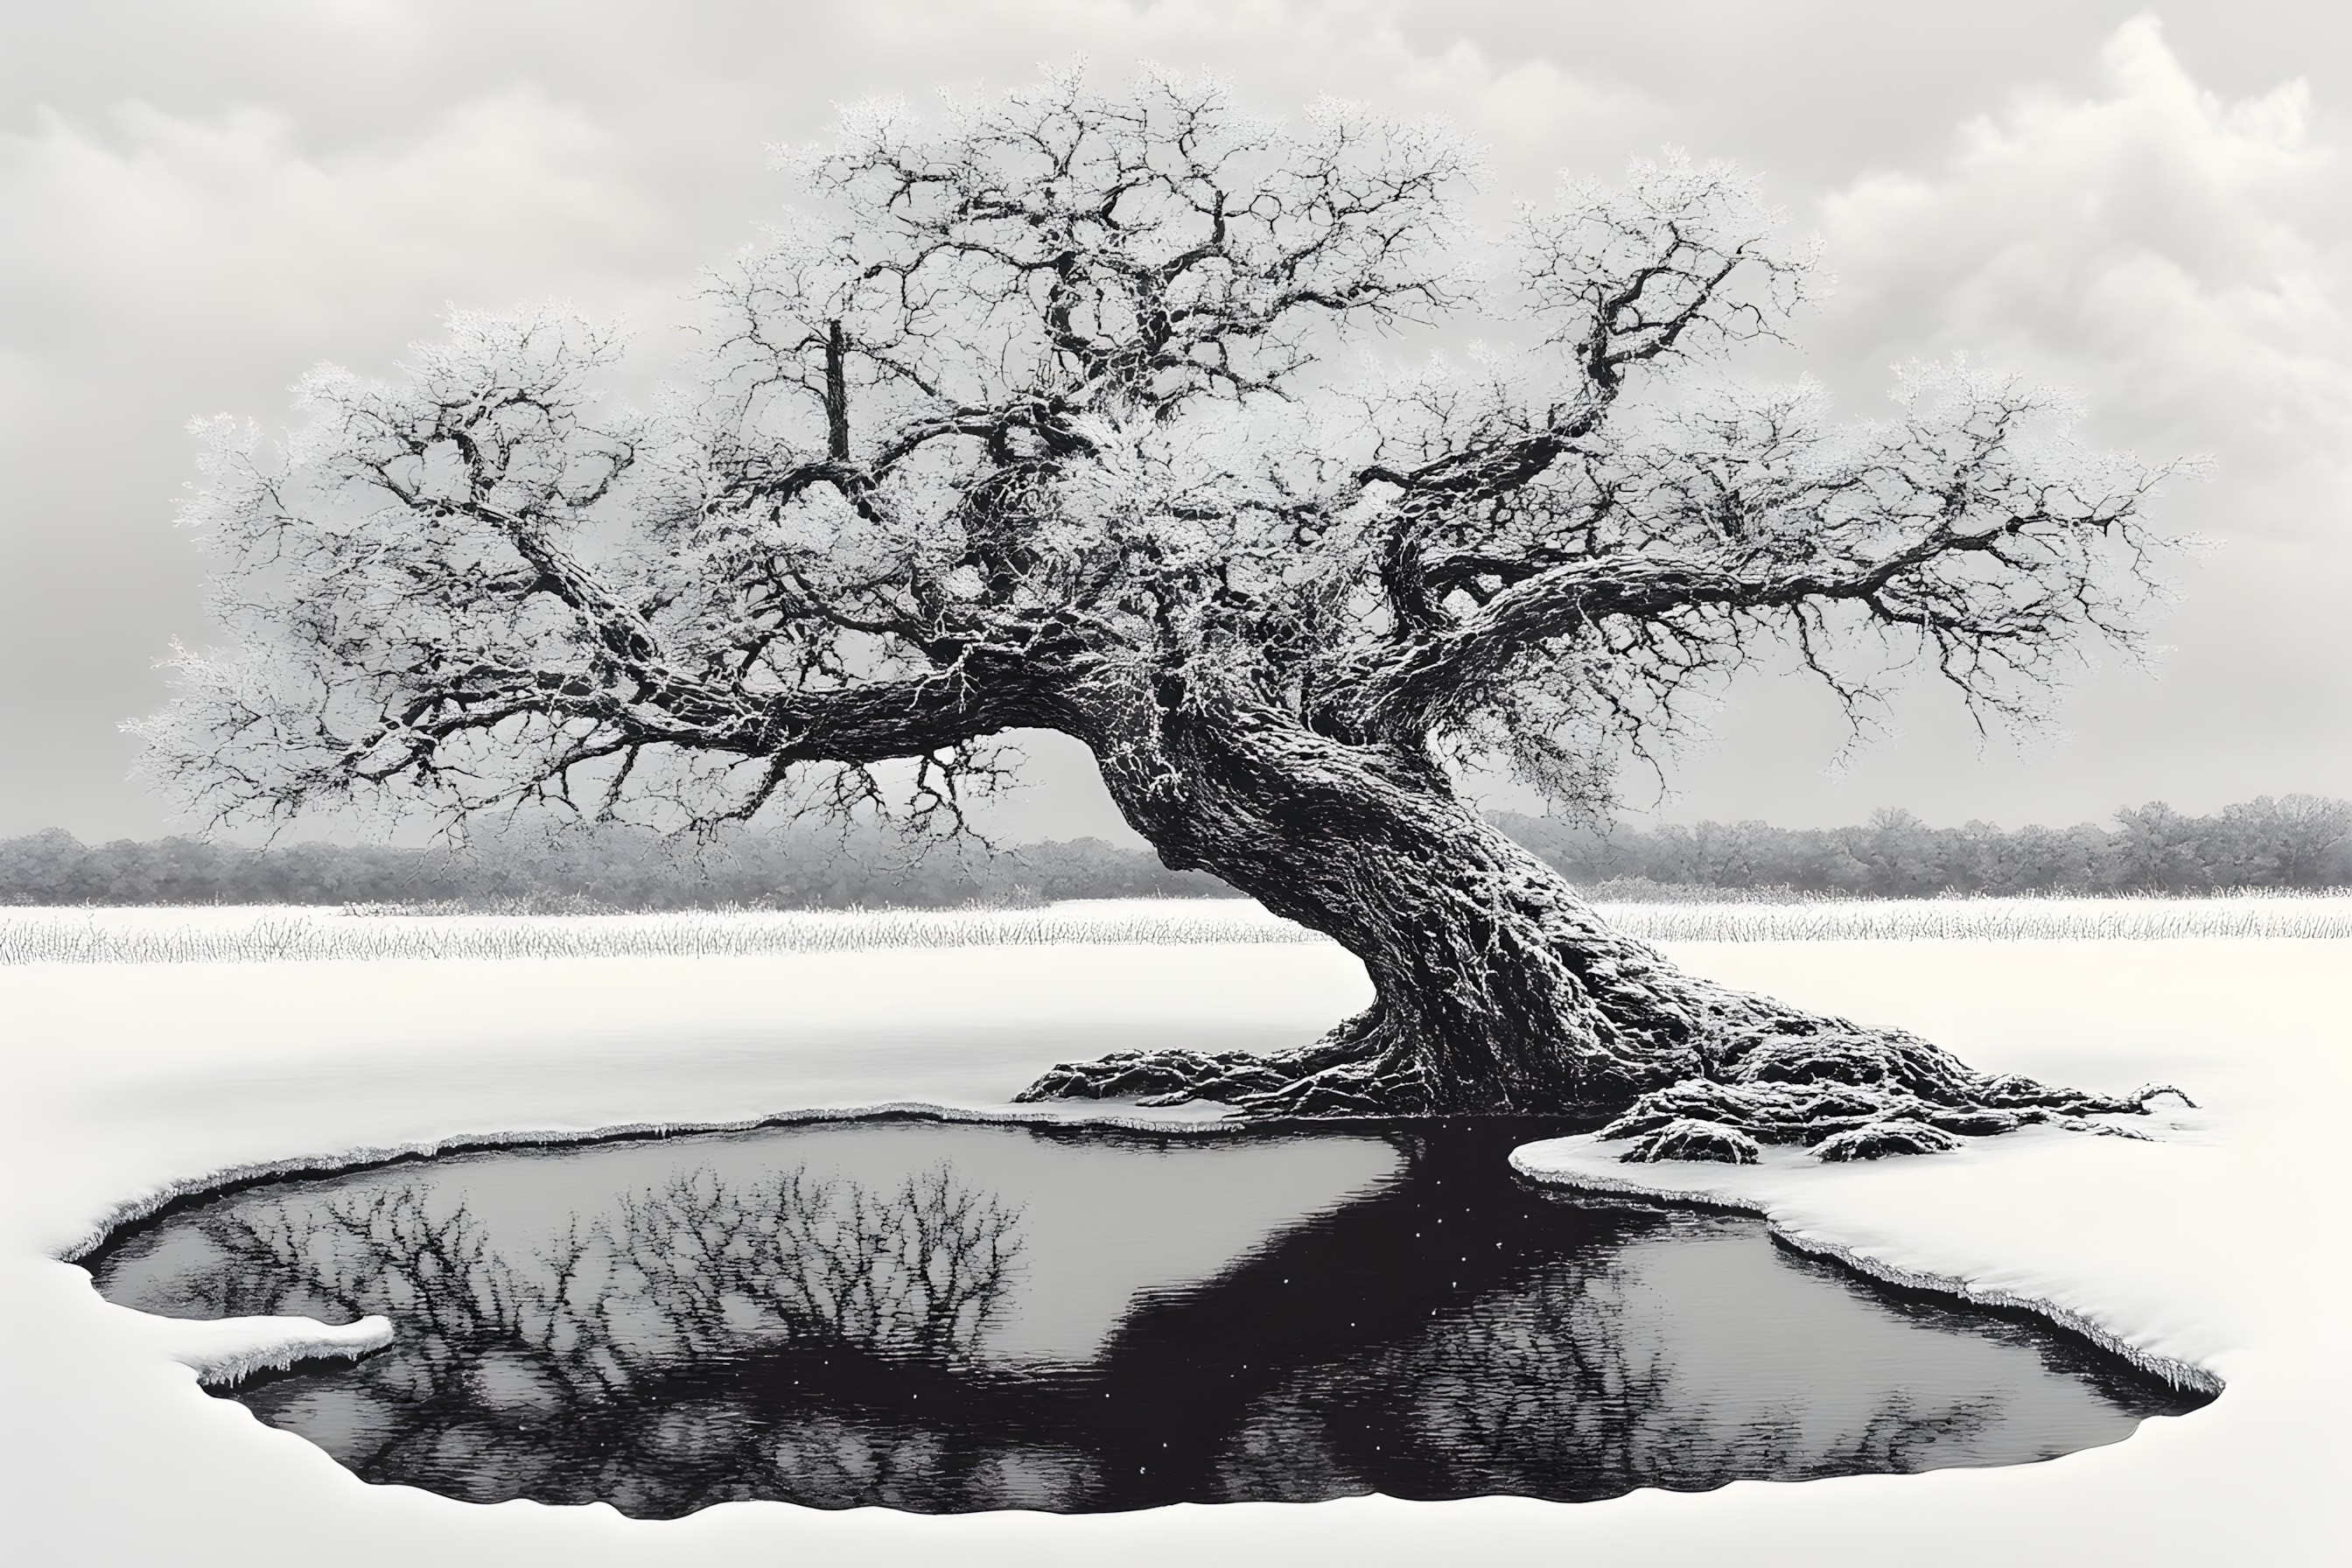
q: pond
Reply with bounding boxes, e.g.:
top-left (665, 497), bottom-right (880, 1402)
top-left (83, 1116), bottom-right (2209, 1516)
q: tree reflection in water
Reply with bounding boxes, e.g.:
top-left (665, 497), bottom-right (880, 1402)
top-left (190, 1166), bottom-right (1034, 1513)
top-left (89, 1126), bottom-right (2199, 1516)
top-left (1212, 1264), bottom-right (1998, 1502)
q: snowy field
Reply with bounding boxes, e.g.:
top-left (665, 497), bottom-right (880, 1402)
top-left (7, 891), bottom-right (2352, 965)
top-left (3, 909), bottom-right (2347, 1564)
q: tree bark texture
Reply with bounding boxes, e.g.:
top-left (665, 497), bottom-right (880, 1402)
top-left (1017, 703), bottom-right (2185, 1158)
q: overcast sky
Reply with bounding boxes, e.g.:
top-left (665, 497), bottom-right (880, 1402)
top-left (4, 1), bottom-right (2347, 844)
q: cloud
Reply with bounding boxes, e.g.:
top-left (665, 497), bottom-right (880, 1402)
top-left (1816, 15), bottom-right (2352, 487)
top-left (0, 88), bottom-right (682, 369)
top-left (1644, 14), bottom-right (2352, 827)
top-left (813, 0), bottom-right (1665, 192)
top-left (0, 86), bottom-right (698, 834)
top-left (0, 0), bottom-right (1660, 838)
top-left (1, 4), bottom-right (2345, 838)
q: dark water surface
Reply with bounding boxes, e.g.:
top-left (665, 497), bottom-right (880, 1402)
top-left (84, 1116), bottom-right (2208, 1516)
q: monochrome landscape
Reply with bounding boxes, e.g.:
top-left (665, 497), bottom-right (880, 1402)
top-left (4, 4), bottom-right (2348, 1565)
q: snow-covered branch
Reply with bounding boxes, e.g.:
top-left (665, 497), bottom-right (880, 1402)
top-left (1329, 360), bottom-right (2189, 785)
top-left (139, 75), bottom-right (2189, 834)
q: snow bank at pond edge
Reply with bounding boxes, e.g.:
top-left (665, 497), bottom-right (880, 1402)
top-left (71, 1093), bottom-right (2221, 1406)
top-left (6, 939), bottom-right (2346, 1566)
top-left (117, 1307), bottom-right (396, 1388)
top-left (53, 1099), bottom-right (1247, 1267)
top-left (1509, 1131), bottom-right (2223, 1396)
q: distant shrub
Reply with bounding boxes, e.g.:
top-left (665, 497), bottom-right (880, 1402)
top-left (1584, 878), bottom-right (1816, 904)
top-left (1501, 794), bottom-right (2352, 899)
top-left (0, 823), bottom-right (1232, 910)
top-left (7, 793), bottom-right (2348, 909)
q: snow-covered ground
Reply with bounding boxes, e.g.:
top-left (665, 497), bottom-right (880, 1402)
top-left (8, 891), bottom-right (2351, 966)
top-left (3, 925), bottom-right (2346, 1564)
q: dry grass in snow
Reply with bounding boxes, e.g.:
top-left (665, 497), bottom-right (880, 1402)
top-left (0, 899), bottom-right (1313, 965)
top-left (4, 892), bottom-right (2351, 965)
top-left (1593, 892), bottom-right (2352, 942)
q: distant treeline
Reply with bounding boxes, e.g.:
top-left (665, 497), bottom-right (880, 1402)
top-left (1496, 794), bottom-right (2352, 897)
top-left (0, 823), bottom-right (1229, 909)
top-left (2, 794), bottom-right (2346, 907)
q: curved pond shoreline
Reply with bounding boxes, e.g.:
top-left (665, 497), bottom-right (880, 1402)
top-left (52, 1101), bottom-right (1262, 1266)
top-left (4, 939), bottom-right (2341, 1565)
top-left (81, 1111), bottom-right (2201, 1515)
top-left (64, 1096), bottom-right (2219, 1410)
top-left (1508, 1132), bottom-right (2225, 1399)
top-left (51, 1100), bottom-right (1294, 1390)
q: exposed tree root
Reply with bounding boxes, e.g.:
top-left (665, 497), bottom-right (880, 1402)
top-left (1014, 1006), bottom-right (1436, 1118)
top-left (1616, 1118), bottom-right (1762, 1165)
top-left (1597, 997), bottom-right (2196, 1161)
top-left (1014, 718), bottom-right (2207, 1159)
top-left (1812, 1118), bottom-right (1961, 1161)
top-left (1013, 976), bottom-right (2198, 1162)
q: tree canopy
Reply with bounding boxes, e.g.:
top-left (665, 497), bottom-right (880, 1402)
top-left (136, 68), bottom-right (2188, 839)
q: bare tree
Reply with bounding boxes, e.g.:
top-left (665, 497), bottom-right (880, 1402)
top-left (613, 1165), bottom-right (1021, 1368)
top-left (180, 1166), bottom-right (1025, 1511)
top-left (136, 70), bottom-right (2192, 1149)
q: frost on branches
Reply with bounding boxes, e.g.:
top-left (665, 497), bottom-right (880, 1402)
top-left (136, 70), bottom-right (2198, 1155)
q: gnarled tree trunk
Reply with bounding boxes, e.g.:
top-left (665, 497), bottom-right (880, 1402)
top-left (1018, 704), bottom-right (2184, 1160)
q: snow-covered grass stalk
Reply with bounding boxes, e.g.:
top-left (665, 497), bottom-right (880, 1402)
top-left (1600, 893), bottom-right (2352, 942)
top-left (0, 900), bottom-right (1316, 965)
top-left (5, 893), bottom-right (2352, 965)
